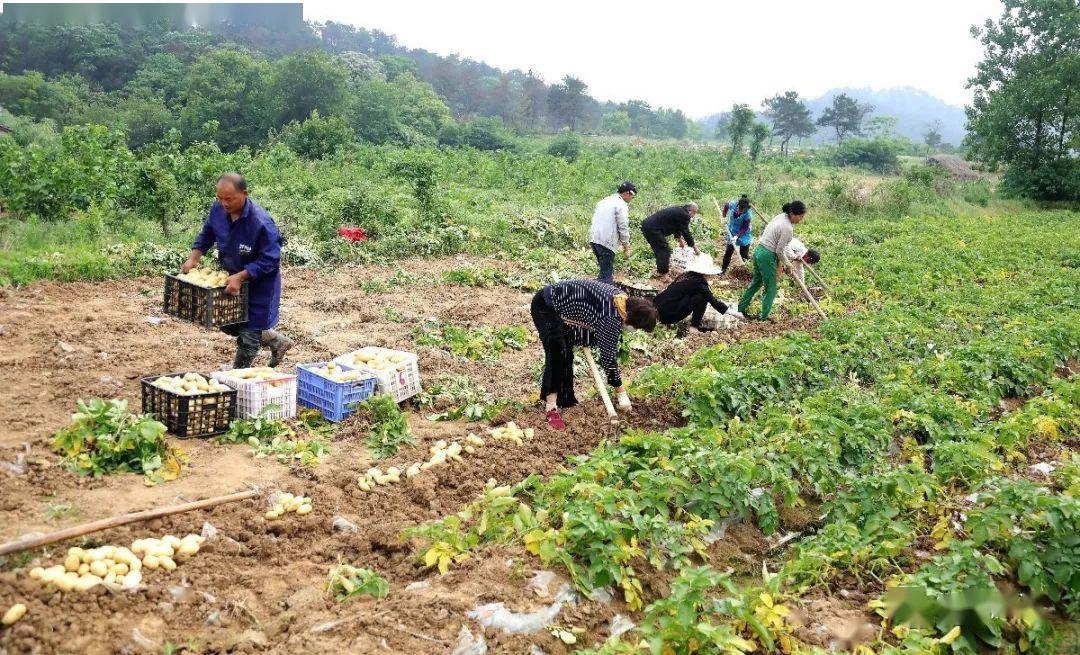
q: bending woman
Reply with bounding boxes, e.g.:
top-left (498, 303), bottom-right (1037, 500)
top-left (530, 279), bottom-right (658, 430)
top-left (738, 200), bottom-right (808, 320)
top-left (652, 254), bottom-right (744, 332)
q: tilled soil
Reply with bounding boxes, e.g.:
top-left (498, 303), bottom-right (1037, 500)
top-left (0, 255), bottom-right (816, 654)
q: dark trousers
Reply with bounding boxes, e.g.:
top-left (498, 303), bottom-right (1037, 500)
top-left (722, 243), bottom-right (751, 272)
top-left (591, 243), bottom-right (616, 284)
top-left (220, 325), bottom-right (263, 368)
top-left (658, 292), bottom-right (725, 328)
top-left (642, 227), bottom-right (671, 273)
top-left (530, 292), bottom-right (578, 409)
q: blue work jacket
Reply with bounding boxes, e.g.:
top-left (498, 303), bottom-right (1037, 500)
top-left (192, 198), bottom-right (282, 331)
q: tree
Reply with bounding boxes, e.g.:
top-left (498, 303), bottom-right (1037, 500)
top-left (601, 110), bottom-right (631, 135)
top-left (274, 110), bottom-right (353, 158)
top-left (546, 75), bottom-right (589, 131)
top-left (749, 123), bottom-right (771, 162)
top-left (727, 104), bottom-right (755, 157)
top-left (816, 93), bottom-right (874, 142)
top-left (519, 70), bottom-right (547, 131)
top-left (965, 0), bottom-right (1080, 200)
top-left (0, 72), bottom-right (81, 121)
top-left (923, 120), bottom-right (944, 155)
top-left (763, 91), bottom-right (815, 155)
top-left (124, 53), bottom-right (186, 108)
top-left (178, 49), bottom-right (272, 150)
top-left (865, 115), bottom-right (898, 139)
top-left (270, 51), bottom-right (349, 127)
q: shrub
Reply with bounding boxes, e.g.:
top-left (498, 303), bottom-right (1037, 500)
top-left (831, 137), bottom-right (902, 174)
top-left (546, 131), bottom-right (582, 162)
top-left (275, 110), bottom-right (354, 159)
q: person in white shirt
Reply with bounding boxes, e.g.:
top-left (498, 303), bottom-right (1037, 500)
top-left (782, 238), bottom-right (820, 285)
top-left (588, 181), bottom-right (636, 283)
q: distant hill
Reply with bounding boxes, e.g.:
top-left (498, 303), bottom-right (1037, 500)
top-left (699, 87), bottom-right (967, 147)
top-left (805, 87), bottom-right (967, 146)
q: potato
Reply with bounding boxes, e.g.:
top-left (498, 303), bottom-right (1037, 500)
top-left (29, 567), bottom-right (44, 581)
top-left (2, 603), bottom-right (26, 626)
top-left (177, 542), bottom-right (200, 557)
top-left (74, 574), bottom-right (103, 592)
top-left (111, 563), bottom-right (129, 576)
top-left (103, 571), bottom-right (117, 586)
top-left (466, 434), bottom-right (485, 447)
top-left (464, 446), bottom-right (476, 455)
top-left (296, 504), bottom-right (313, 515)
top-left (142, 555), bottom-right (160, 570)
top-left (89, 560), bottom-right (109, 577)
top-left (406, 463), bottom-right (421, 478)
top-left (121, 570), bottom-right (142, 589)
top-left (77, 563), bottom-right (90, 576)
top-left (64, 555), bottom-right (80, 572)
top-left (67, 547), bottom-right (85, 560)
top-left (159, 557), bottom-right (177, 572)
top-left (525, 428), bottom-right (535, 440)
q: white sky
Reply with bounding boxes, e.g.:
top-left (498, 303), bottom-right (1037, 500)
top-left (305, 0), bottom-right (1002, 117)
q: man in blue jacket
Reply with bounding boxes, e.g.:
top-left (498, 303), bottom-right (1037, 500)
top-left (181, 173), bottom-right (292, 368)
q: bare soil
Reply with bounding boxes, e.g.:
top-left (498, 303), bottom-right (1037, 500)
top-left (0, 255), bottom-right (815, 654)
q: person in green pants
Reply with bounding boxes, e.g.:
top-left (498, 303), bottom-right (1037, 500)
top-left (739, 200), bottom-right (808, 320)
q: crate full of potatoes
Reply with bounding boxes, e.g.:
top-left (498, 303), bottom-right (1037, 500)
top-left (333, 347), bottom-right (421, 402)
top-left (211, 367), bottom-right (297, 420)
top-left (297, 361), bottom-right (378, 422)
top-left (163, 269), bottom-right (249, 328)
top-left (140, 372), bottom-right (237, 438)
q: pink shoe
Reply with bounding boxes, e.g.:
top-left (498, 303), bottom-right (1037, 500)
top-left (545, 408), bottom-right (566, 430)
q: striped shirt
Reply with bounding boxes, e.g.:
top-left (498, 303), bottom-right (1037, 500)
top-left (759, 213), bottom-right (794, 255)
top-left (541, 279), bottom-right (625, 386)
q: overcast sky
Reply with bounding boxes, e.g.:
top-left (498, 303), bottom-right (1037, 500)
top-left (305, 0), bottom-right (1002, 117)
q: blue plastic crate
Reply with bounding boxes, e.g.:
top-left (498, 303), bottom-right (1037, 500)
top-left (296, 362), bottom-right (378, 422)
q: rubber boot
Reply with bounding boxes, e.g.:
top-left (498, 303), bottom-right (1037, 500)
top-left (234, 330), bottom-right (261, 369)
top-left (261, 330), bottom-right (294, 368)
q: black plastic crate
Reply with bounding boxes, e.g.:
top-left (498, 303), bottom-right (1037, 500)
top-left (163, 274), bottom-right (249, 328)
top-left (141, 372), bottom-right (237, 438)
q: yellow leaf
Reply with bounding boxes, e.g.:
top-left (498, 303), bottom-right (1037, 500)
top-left (423, 547), bottom-right (440, 567)
top-left (937, 626), bottom-right (962, 645)
top-left (759, 592), bottom-right (773, 608)
top-left (437, 554), bottom-right (452, 574)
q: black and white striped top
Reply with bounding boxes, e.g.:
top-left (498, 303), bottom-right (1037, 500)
top-left (541, 279), bottom-right (625, 387)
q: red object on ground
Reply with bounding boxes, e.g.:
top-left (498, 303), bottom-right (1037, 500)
top-left (545, 408), bottom-right (566, 431)
top-left (337, 227), bottom-right (367, 242)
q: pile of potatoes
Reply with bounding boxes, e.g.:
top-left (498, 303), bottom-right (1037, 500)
top-left (310, 362), bottom-right (372, 383)
top-left (357, 422), bottom-right (533, 492)
top-left (264, 492), bottom-right (313, 520)
top-left (177, 268), bottom-right (229, 288)
top-left (153, 372), bottom-right (232, 396)
top-left (488, 421), bottom-right (533, 446)
top-left (26, 533), bottom-right (203, 593)
top-left (339, 347), bottom-right (411, 373)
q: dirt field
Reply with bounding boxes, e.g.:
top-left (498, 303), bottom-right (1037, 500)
top-left (0, 256), bottom-right (822, 654)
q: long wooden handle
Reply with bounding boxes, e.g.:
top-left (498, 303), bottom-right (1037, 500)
top-left (582, 348), bottom-right (618, 421)
top-left (805, 262), bottom-right (830, 292)
top-left (782, 257), bottom-right (828, 320)
top-left (0, 489), bottom-right (260, 557)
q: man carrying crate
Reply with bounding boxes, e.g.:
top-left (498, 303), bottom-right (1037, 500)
top-left (181, 173), bottom-right (293, 368)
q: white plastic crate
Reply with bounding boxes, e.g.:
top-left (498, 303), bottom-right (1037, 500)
top-left (211, 367), bottom-right (297, 419)
top-left (670, 246), bottom-right (695, 273)
top-left (333, 347), bottom-right (422, 402)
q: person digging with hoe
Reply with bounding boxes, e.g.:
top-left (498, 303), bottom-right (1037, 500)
top-left (531, 279), bottom-right (658, 430)
top-left (738, 200), bottom-right (808, 321)
top-left (652, 253), bottom-right (744, 333)
top-left (641, 202), bottom-right (700, 282)
top-left (589, 181), bottom-right (637, 284)
top-left (721, 194), bottom-right (753, 275)
top-left (181, 173), bottom-right (293, 368)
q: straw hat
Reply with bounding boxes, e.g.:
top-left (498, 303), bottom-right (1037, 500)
top-left (685, 253), bottom-right (723, 276)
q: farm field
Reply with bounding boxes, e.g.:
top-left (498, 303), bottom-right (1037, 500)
top-left (1, 205), bottom-right (1078, 654)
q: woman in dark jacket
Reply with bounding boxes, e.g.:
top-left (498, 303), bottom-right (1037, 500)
top-left (531, 279), bottom-right (658, 430)
top-left (652, 254), bottom-right (744, 332)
